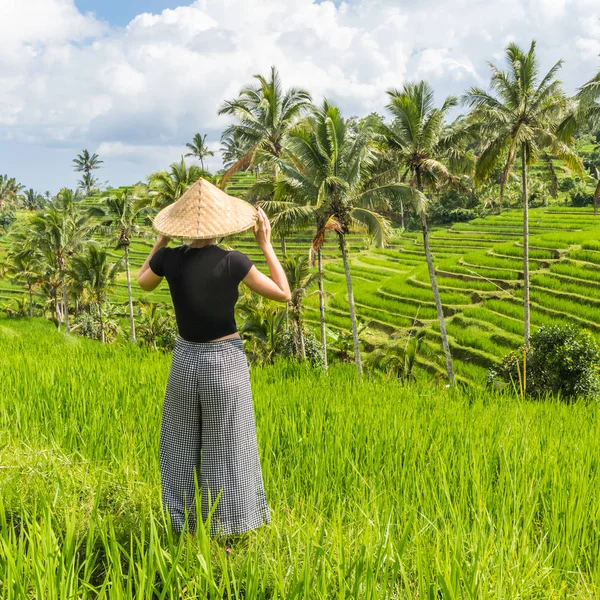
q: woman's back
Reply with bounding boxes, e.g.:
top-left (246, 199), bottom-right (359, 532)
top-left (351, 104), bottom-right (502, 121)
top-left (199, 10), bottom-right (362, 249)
top-left (149, 244), bottom-right (253, 343)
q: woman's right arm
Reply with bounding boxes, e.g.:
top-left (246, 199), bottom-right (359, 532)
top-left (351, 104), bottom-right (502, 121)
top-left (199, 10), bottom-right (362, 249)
top-left (242, 207), bottom-right (292, 303)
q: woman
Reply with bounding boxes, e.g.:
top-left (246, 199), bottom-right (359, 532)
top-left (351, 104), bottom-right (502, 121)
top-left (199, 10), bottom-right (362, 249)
top-left (138, 198), bottom-right (291, 546)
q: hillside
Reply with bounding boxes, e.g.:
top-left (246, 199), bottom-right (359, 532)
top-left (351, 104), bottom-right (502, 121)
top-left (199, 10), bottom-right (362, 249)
top-left (1, 174), bottom-right (600, 384)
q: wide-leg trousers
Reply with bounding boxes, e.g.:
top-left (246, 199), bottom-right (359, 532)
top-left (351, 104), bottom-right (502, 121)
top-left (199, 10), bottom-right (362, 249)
top-left (159, 335), bottom-right (272, 537)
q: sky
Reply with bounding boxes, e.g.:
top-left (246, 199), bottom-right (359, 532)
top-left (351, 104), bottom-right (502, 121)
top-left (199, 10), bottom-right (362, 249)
top-left (0, 0), bottom-right (598, 194)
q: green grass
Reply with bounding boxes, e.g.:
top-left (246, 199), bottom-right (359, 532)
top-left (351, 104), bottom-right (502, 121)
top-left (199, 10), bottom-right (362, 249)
top-left (1, 317), bottom-right (600, 597)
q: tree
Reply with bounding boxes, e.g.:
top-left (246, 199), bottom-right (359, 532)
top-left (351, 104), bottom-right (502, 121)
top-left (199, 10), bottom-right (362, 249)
top-left (282, 253), bottom-right (320, 359)
top-left (73, 150), bottom-right (103, 196)
top-left (0, 231), bottom-right (43, 317)
top-left (27, 205), bottom-right (89, 333)
top-left (185, 133), bottom-right (215, 171)
top-left (0, 174), bottom-right (24, 210)
top-left (461, 40), bottom-right (583, 346)
top-left (143, 157), bottom-right (207, 211)
top-left (380, 81), bottom-right (475, 385)
top-left (272, 101), bottom-right (398, 375)
top-left (367, 329), bottom-right (429, 382)
top-left (70, 244), bottom-right (121, 344)
top-left (22, 189), bottom-right (45, 211)
top-left (217, 65), bottom-right (312, 188)
top-left (89, 189), bottom-right (147, 342)
top-left (237, 289), bottom-right (286, 364)
top-left (220, 128), bottom-right (252, 170)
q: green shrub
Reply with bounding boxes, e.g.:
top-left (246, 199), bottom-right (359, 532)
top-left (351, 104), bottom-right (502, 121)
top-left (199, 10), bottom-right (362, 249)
top-left (488, 324), bottom-right (600, 401)
top-left (275, 326), bottom-right (325, 369)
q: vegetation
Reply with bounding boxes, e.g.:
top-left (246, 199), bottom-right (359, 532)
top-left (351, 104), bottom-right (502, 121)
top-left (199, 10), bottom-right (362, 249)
top-left (1, 41), bottom-right (599, 386)
top-left (489, 323), bottom-right (600, 400)
top-left (1, 317), bottom-right (599, 596)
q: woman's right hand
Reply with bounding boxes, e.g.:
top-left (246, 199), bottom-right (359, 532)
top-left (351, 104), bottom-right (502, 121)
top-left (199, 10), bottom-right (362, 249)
top-left (253, 207), bottom-right (272, 249)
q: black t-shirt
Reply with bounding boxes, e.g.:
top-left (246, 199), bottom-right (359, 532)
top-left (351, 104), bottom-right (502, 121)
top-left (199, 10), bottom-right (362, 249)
top-left (149, 244), bottom-right (254, 342)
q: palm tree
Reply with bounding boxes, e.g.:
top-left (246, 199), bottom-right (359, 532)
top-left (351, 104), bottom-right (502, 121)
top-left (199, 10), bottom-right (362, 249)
top-left (53, 188), bottom-right (83, 212)
top-left (282, 253), bottom-right (320, 359)
top-left (73, 150), bottom-right (103, 196)
top-left (0, 174), bottom-right (24, 210)
top-left (367, 329), bottom-right (429, 382)
top-left (70, 244), bottom-right (121, 343)
top-left (185, 133), bottom-right (215, 170)
top-left (143, 157), bottom-right (207, 211)
top-left (381, 81), bottom-right (473, 385)
top-left (137, 301), bottom-right (174, 350)
top-left (1, 233), bottom-right (42, 317)
top-left (561, 68), bottom-right (600, 216)
top-left (89, 189), bottom-right (147, 342)
top-left (217, 65), bottom-right (312, 188)
top-left (77, 172), bottom-right (99, 196)
top-left (272, 101), bottom-right (397, 376)
top-left (461, 40), bottom-right (583, 345)
top-left (28, 207), bottom-right (89, 333)
top-left (237, 289), bottom-right (286, 364)
top-left (220, 129), bottom-right (252, 170)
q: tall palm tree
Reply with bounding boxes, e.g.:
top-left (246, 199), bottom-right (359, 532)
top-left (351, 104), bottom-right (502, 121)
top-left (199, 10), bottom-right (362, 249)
top-left (282, 253), bottom-right (320, 359)
top-left (217, 65), bottom-right (312, 188)
top-left (461, 40), bottom-right (583, 346)
top-left (185, 133), bottom-right (215, 171)
top-left (380, 81), bottom-right (474, 385)
top-left (73, 150), bottom-right (103, 196)
top-left (272, 101), bottom-right (397, 375)
top-left (89, 189), bottom-right (147, 342)
top-left (70, 244), bottom-right (121, 343)
top-left (28, 207), bottom-right (89, 333)
top-left (143, 157), bottom-right (207, 210)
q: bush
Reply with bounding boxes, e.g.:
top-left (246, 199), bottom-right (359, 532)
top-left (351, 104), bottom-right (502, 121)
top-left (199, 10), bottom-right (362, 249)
top-left (488, 324), bottom-right (600, 401)
top-left (0, 209), bottom-right (16, 232)
top-left (275, 326), bottom-right (325, 369)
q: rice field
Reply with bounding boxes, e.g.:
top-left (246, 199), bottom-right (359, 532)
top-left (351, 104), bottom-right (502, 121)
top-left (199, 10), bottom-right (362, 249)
top-left (1, 316), bottom-right (599, 598)
top-left (2, 177), bottom-right (600, 386)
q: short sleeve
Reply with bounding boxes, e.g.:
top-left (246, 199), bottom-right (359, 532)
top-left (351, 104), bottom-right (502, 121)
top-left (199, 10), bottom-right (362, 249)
top-left (228, 250), bottom-right (254, 283)
top-left (149, 247), bottom-right (167, 277)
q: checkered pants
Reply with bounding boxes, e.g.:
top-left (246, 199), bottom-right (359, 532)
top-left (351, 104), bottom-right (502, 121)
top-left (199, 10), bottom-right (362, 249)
top-left (159, 335), bottom-right (272, 537)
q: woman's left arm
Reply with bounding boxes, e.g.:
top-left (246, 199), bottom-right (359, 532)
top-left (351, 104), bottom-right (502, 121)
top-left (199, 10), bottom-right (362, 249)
top-left (138, 235), bottom-right (170, 291)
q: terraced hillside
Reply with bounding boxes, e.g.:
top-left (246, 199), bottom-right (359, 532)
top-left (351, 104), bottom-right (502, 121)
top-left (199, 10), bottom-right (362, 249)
top-left (1, 177), bottom-right (599, 385)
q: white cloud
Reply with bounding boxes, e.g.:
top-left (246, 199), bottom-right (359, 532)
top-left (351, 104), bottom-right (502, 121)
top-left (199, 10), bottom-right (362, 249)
top-left (0, 0), bottom-right (597, 191)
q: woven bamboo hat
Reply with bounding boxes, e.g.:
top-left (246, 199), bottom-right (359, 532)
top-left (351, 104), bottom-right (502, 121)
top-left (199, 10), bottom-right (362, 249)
top-left (152, 178), bottom-right (258, 239)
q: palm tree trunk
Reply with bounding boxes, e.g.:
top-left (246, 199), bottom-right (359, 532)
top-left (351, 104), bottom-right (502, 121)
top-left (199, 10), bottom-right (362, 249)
top-left (318, 247), bottom-right (328, 371)
top-left (399, 199), bottom-right (405, 232)
top-left (522, 144), bottom-right (531, 347)
top-left (125, 247), bottom-right (136, 343)
top-left (99, 300), bottom-right (105, 344)
top-left (280, 234), bottom-right (287, 256)
top-left (28, 284), bottom-right (33, 318)
top-left (594, 178), bottom-right (600, 217)
top-left (337, 232), bottom-right (362, 376)
top-left (61, 270), bottom-right (70, 333)
top-left (295, 311), bottom-right (306, 360)
top-left (420, 211), bottom-right (455, 385)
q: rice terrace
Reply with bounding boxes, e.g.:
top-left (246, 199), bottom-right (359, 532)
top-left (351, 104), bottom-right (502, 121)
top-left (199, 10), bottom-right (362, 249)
top-left (1, 1), bottom-right (600, 597)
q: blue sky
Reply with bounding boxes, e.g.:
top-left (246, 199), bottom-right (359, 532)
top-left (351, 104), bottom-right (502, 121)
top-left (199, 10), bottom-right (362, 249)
top-left (74, 0), bottom-right (191, 27)
top-left (1, 0), bottom-right (598, 194)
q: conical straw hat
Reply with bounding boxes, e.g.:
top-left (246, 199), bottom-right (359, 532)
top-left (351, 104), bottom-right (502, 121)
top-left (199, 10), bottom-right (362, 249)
top-left (152, 178), bottom-right (257, 239)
